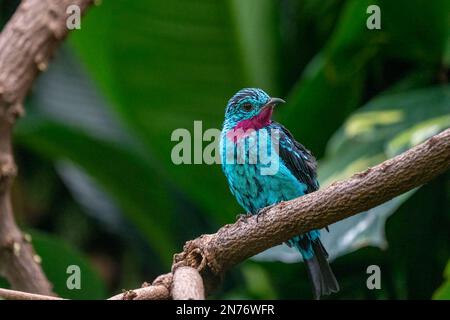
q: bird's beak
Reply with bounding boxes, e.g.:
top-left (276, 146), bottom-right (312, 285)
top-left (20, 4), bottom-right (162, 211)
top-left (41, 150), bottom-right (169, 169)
top-left (264, 97), bottom-right (286, 109)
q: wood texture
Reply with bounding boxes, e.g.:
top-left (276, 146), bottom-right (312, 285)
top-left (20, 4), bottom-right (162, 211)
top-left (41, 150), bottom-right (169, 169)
top-left (0, 128), bottom-right (448, 300)
top-left (108, 286), bottom-right (171, 300)
top-left (174, 129), bottom-right (450, 289)
top-left (0, 0), bottom-right (94, 294)
top-left (172, 267), bottom-right (205, 300)
top-left (0, 0), bottom-right (448, 301)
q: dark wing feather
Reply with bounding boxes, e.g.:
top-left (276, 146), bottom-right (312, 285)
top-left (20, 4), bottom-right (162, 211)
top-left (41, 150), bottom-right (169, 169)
top-left (272, 121), bottom-right (319, 193)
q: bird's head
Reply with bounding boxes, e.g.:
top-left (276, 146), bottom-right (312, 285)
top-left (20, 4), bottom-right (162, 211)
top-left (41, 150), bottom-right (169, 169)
top-left (223, 88), bottom-right (285, 131)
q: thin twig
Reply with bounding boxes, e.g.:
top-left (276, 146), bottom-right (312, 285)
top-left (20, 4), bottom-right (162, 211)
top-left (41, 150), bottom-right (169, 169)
top-left (108, 285), bottom-right (171, 300)
top-left (0, 288), bottom-right (64, 300)
top-left (0, 129), bottom-right (448, 300)
top-left (173, 129), bottom-right (450, 291)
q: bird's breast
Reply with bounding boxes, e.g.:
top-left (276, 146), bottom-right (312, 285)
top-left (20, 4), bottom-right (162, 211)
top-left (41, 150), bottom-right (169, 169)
top-left (220, 136), bottom-right (307, 213)
top-left (220, 127), bottom-right (277, 166)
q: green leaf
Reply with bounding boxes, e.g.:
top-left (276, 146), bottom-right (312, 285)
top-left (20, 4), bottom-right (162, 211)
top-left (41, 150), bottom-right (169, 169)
top-left (433, 261), bottom-right (450, 299)
top-left (280, 0), bottom-right (381, 155)
top-left (16, 117), bottom-right (177, 263)
top-left (327, 86), bottom-right (450, 157)
top-left (386, 115), bottom-right (450, 156)
top-left (241, 262), bottom-right (277, 299)
top-left (280, 0), bottom-right (449, 155)
top-left (30, 230), bottom-right (106, 299)
top-left (444, 34), bottom-right (450, 67)
top-left (70, 0), bottom-right (281, 222)
top-left (434, 282), bottom-right (450, 300)
top-left (320, 86), bottom-right (450, 253)
top-left (380, 0), bottom-right (450, 63)
top-left (259, 86), bottom-right (450, 262)
top-left (320, 86), bottom-right (449, 211)
top-left (229, 0), bottom-right (281, 92)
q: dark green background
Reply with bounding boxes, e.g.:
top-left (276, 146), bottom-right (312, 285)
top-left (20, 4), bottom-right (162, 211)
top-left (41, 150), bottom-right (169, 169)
top-left (0, 0), bottom-right (449, 299)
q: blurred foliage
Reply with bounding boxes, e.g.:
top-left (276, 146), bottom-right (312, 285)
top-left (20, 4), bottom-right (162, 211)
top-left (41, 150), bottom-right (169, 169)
top-left (257, 86), bottom-right (450, 263)
top-left (30, 231), bottom-right (106, 299)
top-left (434, 261), bottom-right (450, 299)
top-left (0, 0), bottom-right (449, 299)
top-left (321, 86), bottom-right (450, 186)
top-left (68, 0), bottom-right (279, 225)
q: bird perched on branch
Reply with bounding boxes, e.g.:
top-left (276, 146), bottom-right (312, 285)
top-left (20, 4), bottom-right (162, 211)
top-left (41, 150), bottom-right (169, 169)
top-left (220, 88), bottom-right (339, 299)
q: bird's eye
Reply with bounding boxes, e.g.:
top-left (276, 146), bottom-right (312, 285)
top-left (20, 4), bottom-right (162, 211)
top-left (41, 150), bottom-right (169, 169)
top-left (242, 103), bottom-right (253, 112)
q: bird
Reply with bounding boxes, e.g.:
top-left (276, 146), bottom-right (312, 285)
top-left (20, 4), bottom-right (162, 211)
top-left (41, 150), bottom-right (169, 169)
top-left (220, 88), bottom-right (339, 299)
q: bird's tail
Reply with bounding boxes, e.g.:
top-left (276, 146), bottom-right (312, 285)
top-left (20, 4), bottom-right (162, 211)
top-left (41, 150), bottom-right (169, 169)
top-left (294, 233), bottom-right (339, 299)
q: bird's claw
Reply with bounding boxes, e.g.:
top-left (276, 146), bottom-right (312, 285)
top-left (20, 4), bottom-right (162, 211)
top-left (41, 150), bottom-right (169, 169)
top-left (236, 203), bottom-right (278, 223)
top-left (235, 213), bottom-right (252, 223)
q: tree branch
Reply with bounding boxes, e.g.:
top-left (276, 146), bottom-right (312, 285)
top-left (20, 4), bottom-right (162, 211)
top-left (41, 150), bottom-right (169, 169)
top-left (0, 125), bottom-right (450, 300)
top-left (1, 128), bottom-right (447, 300)
top-left (108, 286), bottom-right (171, 300)
top-left (172, 267), bottom-right (205, 300)
top-left (0, 0), bottom-right (94, 294)
top-left (1, 275), bottom-right (174, 300)
top-left (0, 288), bottom-right (63, 300)
top-left (173, 128), bottom-right (450, 291)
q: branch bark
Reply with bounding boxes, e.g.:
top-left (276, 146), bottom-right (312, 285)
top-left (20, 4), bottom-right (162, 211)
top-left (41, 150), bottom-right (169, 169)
top-left (172, 267), bottom-right (205, 300)
top-left (173, 128), bottom-right (450, 291)
top-left (1, 274), bottom-right (174, 300)
top-left (1, 128), bottom-right (447, 300)
top-left (0, 288), bottom-right (63, 300)
top-left (108, 273), bottom-right (173, 300)
top-left (108, 286), bottom-right (171, 300)
top-left (0, 0), bottom-right (94, 294)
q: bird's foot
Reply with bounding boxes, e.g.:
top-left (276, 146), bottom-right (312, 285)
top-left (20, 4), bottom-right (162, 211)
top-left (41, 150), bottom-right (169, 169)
top-left (255, 203), bottom-right (277, 222)
top-left (235, 213), bottom-right (252, 223)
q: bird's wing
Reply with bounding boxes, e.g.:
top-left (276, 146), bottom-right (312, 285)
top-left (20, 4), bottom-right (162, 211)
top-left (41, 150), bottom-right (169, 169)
top-left (271, 121), bottom-right (319, 193)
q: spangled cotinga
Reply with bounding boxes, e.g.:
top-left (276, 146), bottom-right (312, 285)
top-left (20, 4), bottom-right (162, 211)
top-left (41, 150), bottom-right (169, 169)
top-left (220, 88), bottom-right (339, 299)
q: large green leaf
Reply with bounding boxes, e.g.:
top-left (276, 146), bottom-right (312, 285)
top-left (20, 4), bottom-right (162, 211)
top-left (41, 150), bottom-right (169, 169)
top-left (14, 48), bottom-right (181, 265)
top-left (434, 261), bottom-right (450, 299)
top-left (0, 231), bottom-right (107, 299)
top-left (69, 0), bottom-right (280, 222)
top-left (256, 85), bottom-right (450, 262)
top-left (31, 231), bottom-right (106, 299)
top-left (16, 117), bottom-right (177, 263)
top-left (279, 0), bottom-right (381, 155)
top-left (280, 0), bottom-right (449, 156)
top-left (380, 0), bottom-right (449, 63)
top-left (319, 85), bottom-right (450, 256)
top-left (325, 86), bottom-right (450, 159)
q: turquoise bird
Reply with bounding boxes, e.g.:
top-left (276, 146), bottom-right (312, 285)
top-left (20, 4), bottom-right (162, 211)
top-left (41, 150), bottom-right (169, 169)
top-left (220, 88), bottom-right (339, 299)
